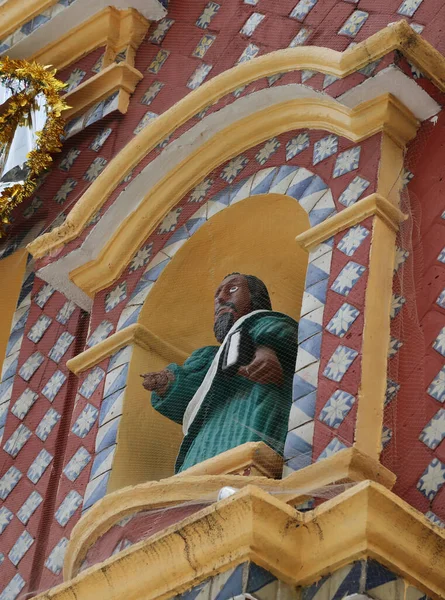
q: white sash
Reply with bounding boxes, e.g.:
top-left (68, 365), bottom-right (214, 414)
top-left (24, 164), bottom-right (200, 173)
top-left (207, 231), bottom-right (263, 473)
top-left (182, 310), bottom-right (269, 435)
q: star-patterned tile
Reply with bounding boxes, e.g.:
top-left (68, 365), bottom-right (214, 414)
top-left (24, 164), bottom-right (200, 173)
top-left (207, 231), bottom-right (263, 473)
top-left (319, 390), bottom-right (355, 428)
top-left (333, 146), bottom-right (361, 178)
top-left (193, 33), bottom-right (217, 58)
top-left (419, 409), bottom-right (445, 450)
top-left (55, 490), bottom-right (83, 526)
top-left (8, 530), bottom-right (34, 566)
top-left (323, 345), bottom-right (358, 382)
top-left (84, 157), bottom-right (108, 182)
top-left (394, 247), bottom-right (409, 272)
top-left (63, 447), bottom-right (92, 481)
top-left (159, 208), bottom-right (182, 233)
top-left (0, 574), bottom-right (25, 600)
top-left (417, 458), bottom-right (445, 500)
top-left (49, 332), bottom-right (75, 363)
top-left (326, 303), bottom-right (360, 337)
top-left (129, 243), bottom-right (153, 272)
top-left (338, 176), bottom-right (370, 207)
top-left (0, 506), bottom-right (13, 534)
top-left (27, 449), bottom-right (53, 484)
top-left (255, 138), bottom-right (280, 165)
top-left (289, 28), bottom-right (311, 46)
top-left (78, 367), bottom-right (106, 399)
top-left (72, 403), bottom-right (99, 438)
top-left (388, 336), bottom-right (403, 358)
top-left (290, 0), bottom-right (317, 20)
top-left (286, 133), bottom-right (310, 161)
top-left (86, 321), bottom-right (113, 347)
top-left (64, 68), bottom-right (86, 92)
top-left (105, 282), bottom-right (127, 312)
top-left (11, 388), bottom-right (38, 420)
top-left (141, 81), bottom-right (164, 106)
top-left (147, 49), bottom-right (170, 74)
top-left (428, 366), bottom-right (445, 403)
top-left (437, 289), bottom-right (445, 310)
top-left (0, 466), bottom-right (22, 500)
top-left (433, 327), bottom-right (445, 357)
top-left (45, 537), bottom-right (69, 575)
top-left (385, 379), bottom-right (400, 405)
top-left (240, 12), bottom-right (265, 36)
top-left (90, 128), bottom-right (112, 152)
top-left (331, 261), bottom-right (366, 296)
top-left (196, 2), bottom-right (220, 28)
top-left (338, 10), bottom-right (369, 37)
top-left (3, 424), bottom-right (32, 457)
top-left (398, 0), bottom-right (423, 17)
top-left (188, 178), bottom-right (213, 203)
top-left (390, 294), bottom-right (406, 318)
top-left (313, 135), bottom-right (338, 165)
top-left (42, 370), bottom-right (67, 401)
top-left (17, 491), bottom-right (43, 524)
top-left (317, 437), bottom-right (348, 460)
top-left (149, 17), bottom-right (174, 43)
top-left (34, 283), bottom-right (55, 308)
top-left (237, 43), bottom-right (260, 64)
top-left (187, 63), bottom-right (212, 90)
top-left (337, 225), bottom-right (370, 256)
top-left (59, 148), bottom-right (81, 172)
top-left (133, 110), bottom-right (158, 135)
top-left (54, 178), bottom-right (78, 204)
top-left (35, 408), bottom-right (61, 441)
top-left (221, 156), bottom-right (249, 183)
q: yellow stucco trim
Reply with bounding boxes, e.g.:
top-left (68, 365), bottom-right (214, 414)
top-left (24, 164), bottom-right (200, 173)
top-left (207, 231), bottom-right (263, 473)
top-left (295, 192), bottom-right (405, 250)
top-left (0, 0), bottom-right (57, 41)
top-left (27, 20), bottom-right (440, 261)
top-left (62, 61), bottom-right (143, 120)
top-left (64, 446), bottom-right (395, 579)
top-left (31, 7), bottom-right (149, 71)
top-left (66, 322), bottom-right (188, 375)
top-left (67, 94), bottom-right (417, 298)
top-left (177, 441), bottom-right (283, 478)
top-left (45, 482), bottom-right (445, 600)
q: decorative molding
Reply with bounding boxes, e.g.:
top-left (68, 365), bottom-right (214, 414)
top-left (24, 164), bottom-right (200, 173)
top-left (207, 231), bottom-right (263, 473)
top-left (53, 482), bottom-right (445, 600)
top-left (67, 94), bottom-right (417, 298)
top-left (0, 0), bottom-right (56, 42)
top-left (178, 442), bottom-right (283, 479)
top-left (64, 447), bottom-right (395, 579)
top-left (295, 193), bottom-right (406, 250)
top-left (31, 7), bottom-right (150, 72)
top-left (66, 323), bottom-right (187, 375)
top-left (27, 20), bottom-right (442, 261)
top-left (63, 61), bottom-right (144, 120)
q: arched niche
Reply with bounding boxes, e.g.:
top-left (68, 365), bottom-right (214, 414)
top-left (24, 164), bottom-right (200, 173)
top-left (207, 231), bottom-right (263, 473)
top-left (108, 193), bottom-right (310, 489)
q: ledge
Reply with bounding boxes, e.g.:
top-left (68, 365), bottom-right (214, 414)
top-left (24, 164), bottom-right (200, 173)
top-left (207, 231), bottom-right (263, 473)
top-left (66, 323), bottom-right (188, 375)
top-left (63, 61), bottom-right (143, 120)
top-left (295, 193), bottom-right (407, 250)
top-left (39, 481), bottom-right (445, 600)
top-left (31, 7), bottom-right (150, 72)
top-left (64, 446), bottom-right (396, 580)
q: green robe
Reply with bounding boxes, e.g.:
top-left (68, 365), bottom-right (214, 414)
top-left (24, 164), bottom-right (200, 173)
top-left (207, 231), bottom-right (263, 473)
top-left (152, 312), bottom-right (298, 473)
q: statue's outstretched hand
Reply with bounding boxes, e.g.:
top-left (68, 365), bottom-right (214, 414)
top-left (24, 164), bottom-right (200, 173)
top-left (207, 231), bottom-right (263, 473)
top-left (238, 346), bottom-right (283, 386)
top-left (140, 370), bottom-right (174, 396)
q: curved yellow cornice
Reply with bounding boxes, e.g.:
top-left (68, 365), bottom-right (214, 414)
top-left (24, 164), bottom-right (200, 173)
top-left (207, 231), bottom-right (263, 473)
top-left (27, 20), bottom-right (442, 261)
top-left (68, 93), bottom-right (417, 297)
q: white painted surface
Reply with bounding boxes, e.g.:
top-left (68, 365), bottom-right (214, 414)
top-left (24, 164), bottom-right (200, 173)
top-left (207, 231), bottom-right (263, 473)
top-left (36, 72), bottom-right (439, 310)
top-left (5, 0), bottom-right (166, 60)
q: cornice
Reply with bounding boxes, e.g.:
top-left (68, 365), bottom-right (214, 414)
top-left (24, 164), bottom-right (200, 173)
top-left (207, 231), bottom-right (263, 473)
top-left (64, 446), bottom-right (395, 580)
top-left (67, 94), bottom-right (417, 298)
top-left (295, 193), bottom-right (407, 250)
top-left (66, 323), bottom-right (188, 375)
top-left (31, 7), bottom-right (150, 72)
top-left (27, 20), bottom-right (442, 261)
top-left (41, 482), bottom-right (445, 600)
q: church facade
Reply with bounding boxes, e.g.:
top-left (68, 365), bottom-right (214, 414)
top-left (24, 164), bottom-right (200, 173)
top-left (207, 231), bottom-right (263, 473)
top-left (0, 0), bottom-right (445, 598)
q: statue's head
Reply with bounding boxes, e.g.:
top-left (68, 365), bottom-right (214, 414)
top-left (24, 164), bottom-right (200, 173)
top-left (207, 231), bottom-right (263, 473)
top-left (213, 273), bottom-right (272, 342)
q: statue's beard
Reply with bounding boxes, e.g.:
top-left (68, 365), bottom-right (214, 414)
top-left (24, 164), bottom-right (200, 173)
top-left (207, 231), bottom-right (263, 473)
top-left (214, 312), bottom-right (236, 343)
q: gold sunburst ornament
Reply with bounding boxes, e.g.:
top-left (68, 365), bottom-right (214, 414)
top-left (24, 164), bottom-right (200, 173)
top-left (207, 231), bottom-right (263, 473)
top-left (0, 56), bottom-right (67, 233)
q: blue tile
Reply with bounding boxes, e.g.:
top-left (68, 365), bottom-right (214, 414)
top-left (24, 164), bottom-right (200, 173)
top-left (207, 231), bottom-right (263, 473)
top-left (214, 564), bottom-right (244, 600)
top-left (247, 564), bottom-right (276, 593)
top-left (365, 559), bottom-right (398, 592)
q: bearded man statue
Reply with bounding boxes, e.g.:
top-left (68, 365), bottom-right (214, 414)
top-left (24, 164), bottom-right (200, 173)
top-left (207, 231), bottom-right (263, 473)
top-left (141, 273), bottom-right (299, 473)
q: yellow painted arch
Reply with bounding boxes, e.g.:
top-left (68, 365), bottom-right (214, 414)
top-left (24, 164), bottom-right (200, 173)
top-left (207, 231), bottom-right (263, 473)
top-left (27, 20), bottom-right (441, 260)
top-left (69, 94), bottom-right (417, 297)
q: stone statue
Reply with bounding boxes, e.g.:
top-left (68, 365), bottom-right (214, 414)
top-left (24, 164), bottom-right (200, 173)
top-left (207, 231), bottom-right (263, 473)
top-left (141, 273), bottom-right (299, 473)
